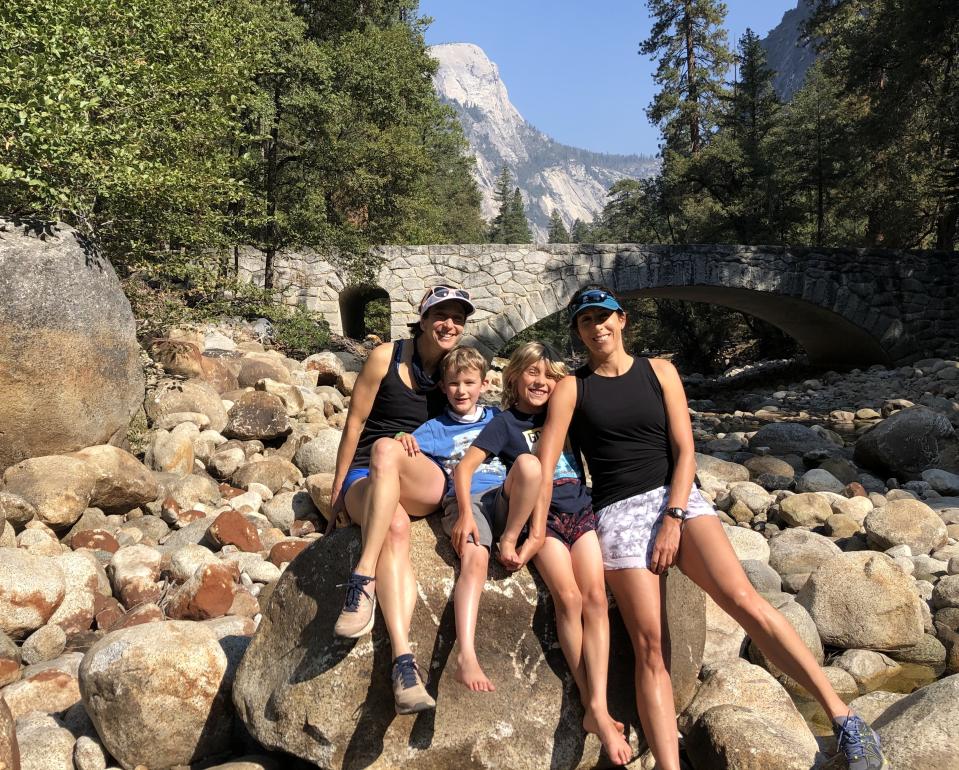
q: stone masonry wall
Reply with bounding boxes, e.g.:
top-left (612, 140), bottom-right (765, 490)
top-left (237, 244), bottom-right (959, 366)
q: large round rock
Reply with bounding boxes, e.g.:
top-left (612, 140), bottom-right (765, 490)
top-left (233, 521), bottom-right (706, 768)
top-left (854, 406), bottom-right (958, 479)
top-left (79, 621), bottom-right (233, 768)
top-left (796, 552), bottom-right (923, 650)
top-left (0, 219), bottom-right (143, 472)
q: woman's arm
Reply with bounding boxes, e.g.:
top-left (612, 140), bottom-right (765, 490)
top-left (328, 343), bottom-right (393, 532)
top-left (650, 358), bottom-right (697, 506)
top-left (648, 358), bottom-right (697, 573)
top-left (518, 375), bottom-right (577, 565)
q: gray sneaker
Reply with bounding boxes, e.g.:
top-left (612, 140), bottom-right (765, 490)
top-left (333, 573), bottom-right (376, 638)
top-left (833, 713), bottom-right (887, 770)
top-left (392, 654), bottom-right (435, 715)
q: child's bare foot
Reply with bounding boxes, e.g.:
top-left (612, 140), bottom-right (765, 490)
top-left (587, 713), bottom-right (632, 766)
top-left (497, 535), bottom-right (520, 570)
top-left (455, 653), bottom-right (496, 692)
top-left (583, 710), bottom-right (625, 736)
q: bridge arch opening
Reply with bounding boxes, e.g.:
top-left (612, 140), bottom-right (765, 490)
top-left (339, 285), bottom-right (391, 341)
top-left (496, 296), bottom-right (801, 375)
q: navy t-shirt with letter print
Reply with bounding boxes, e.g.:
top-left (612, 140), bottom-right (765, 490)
top-left (471, 406), bottom-right (591, 514)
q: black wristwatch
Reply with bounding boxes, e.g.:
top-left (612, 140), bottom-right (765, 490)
top-left (664, 506), bottom-right (687, 522)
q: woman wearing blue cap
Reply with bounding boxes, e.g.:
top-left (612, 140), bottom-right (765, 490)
top-left (329, 285), bottom-right (475, 715)
top-left (533, 285), bottom-right (887, 770)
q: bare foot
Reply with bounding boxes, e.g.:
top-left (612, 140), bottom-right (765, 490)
top-left (583, 710), bottom-right (625, 735)
top-left (497, 535), bottom-right (520, 570)
top-left (585, 712), bottom-right (632, 766)
top-left (455, 653), bottom-right (496, 692)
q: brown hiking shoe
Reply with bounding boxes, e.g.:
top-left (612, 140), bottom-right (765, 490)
top-left (392, 654), bottom-right (435, 714)
top-left (333, 573), bottom-right (376, 638)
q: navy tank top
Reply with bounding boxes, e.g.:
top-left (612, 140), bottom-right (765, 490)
top-left (570, 356), bottom-right (674, 511)
top-left (350, 339), bottom-right (446, 469)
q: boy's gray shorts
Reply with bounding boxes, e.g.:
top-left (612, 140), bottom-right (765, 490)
top-left (441, 486), bottom-right (508, 549)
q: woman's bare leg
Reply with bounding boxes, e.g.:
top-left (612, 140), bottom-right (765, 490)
top-left (605, 569), bottom-right (681, 770)
top-left (677, 516), bottom-right (848, 718)
top-left (354, 438), bottom-right (446, 578)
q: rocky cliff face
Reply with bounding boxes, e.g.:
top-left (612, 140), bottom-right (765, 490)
top-left (761, 0), bottom-right (817, 100)
top-left (430, 43), bottom-right (658, 238)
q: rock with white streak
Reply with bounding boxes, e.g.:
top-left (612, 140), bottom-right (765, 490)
top-left (234, 523), bottom-right (707, 766)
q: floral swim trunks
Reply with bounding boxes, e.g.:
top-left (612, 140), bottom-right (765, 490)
top-left (546, 503), bottom-right (599, 550)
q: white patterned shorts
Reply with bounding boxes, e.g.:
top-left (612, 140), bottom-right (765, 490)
top-left (595, 484), bottom-right (717, 571)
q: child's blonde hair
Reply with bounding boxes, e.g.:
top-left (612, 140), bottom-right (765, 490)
top-left (501, 342), bottom-right (568, 409)
top-left (440, 346), bottom-right (489, 382)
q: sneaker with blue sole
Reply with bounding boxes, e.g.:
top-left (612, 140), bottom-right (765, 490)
top-left (833, 713), bottom-right (887, 770)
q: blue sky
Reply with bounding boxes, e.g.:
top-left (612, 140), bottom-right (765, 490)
top-left (420, 0), bottom-right (798, 157)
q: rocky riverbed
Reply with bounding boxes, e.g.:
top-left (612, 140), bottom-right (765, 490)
top-left (1, 318), bottom-right (959, 770)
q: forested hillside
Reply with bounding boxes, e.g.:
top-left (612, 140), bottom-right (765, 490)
top-left (0, 0), bottom-right (486, 339)
top-left (518, 0), bottom-right (959, 372)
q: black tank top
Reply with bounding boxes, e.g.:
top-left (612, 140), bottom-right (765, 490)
top-left (350, 339), bottom-right (446, 469)
top-left (570, 357), bottom-right (674, 511)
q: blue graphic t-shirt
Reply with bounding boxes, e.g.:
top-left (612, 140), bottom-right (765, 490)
top-left (412, 406), bottom-right (507, 495)
top-left (472, 406), bottom-right (591, 514)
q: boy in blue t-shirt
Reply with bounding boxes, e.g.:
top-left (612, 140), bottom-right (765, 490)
top-left (394, 347), bottom-right (507, 693)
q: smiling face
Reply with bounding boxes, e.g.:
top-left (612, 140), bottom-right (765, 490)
top-left (574, 306), bottom-right (627, 357)
top-left (420, 301), bottom-right (467, 351)
top-left (513, 360), bottom-right (555, 413)
top-left (440, 364), bottom-right (488, 416)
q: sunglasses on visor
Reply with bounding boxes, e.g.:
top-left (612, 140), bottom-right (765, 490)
top-left (567, 289), bottom-right (618, 319)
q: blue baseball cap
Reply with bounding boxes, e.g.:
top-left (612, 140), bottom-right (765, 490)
top-left (567, 289), bottom-right (624, 321)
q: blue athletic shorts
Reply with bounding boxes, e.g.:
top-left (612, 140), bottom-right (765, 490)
top-left (342, 467), bottom-right (370, 496)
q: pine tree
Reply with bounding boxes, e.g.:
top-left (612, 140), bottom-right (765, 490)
top-left (506, 187), bottom-right (533, 243)
top-left (488, 170), bottom-right (531, 243)
top-left (547, 209), bottom-right (570, 242)
top-left (640, 0), bottom-right (733, 157)
top-left (570, 219), bottom-right (596, 243)
top-left (487, 167), bottom-right (514, 242)
top-left (683, 27), bottom-right (781, 243)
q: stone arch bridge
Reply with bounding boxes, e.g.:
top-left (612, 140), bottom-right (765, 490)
top-left (238, 244), bottom-right (959, 367)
